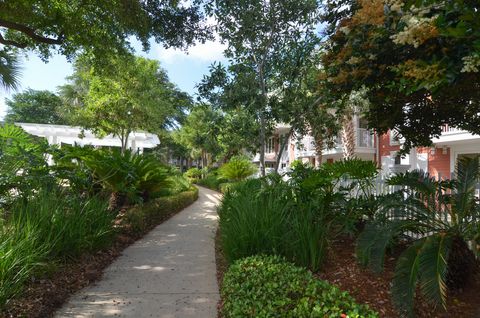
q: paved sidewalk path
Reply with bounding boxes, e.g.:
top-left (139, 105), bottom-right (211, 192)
top-left (56, 186), bottom-right (222, 318)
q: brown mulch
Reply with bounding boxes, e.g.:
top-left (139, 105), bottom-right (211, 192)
top-left (318, 236), bottom-right (480, 318)
top-left (215, 228), bottom-right (228, 318)
top-left (1, 200), bottom-right (196, 318)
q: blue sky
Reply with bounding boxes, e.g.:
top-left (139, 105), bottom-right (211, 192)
top-left (0, 37), bottom-right (227, 120)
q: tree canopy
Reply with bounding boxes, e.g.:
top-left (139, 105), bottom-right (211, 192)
top-left (60, 54), bottom-right (191, 153)
top-left (320, 0), bottom-right (480, 150)
top-left (5, 89), bottom-right (66, 124)
top-left (200, 0), bottom-right (321, 175)
top-left (0, 0), bottom-right (209, 61)
top-left (172, 104), bottom-right (258, 167)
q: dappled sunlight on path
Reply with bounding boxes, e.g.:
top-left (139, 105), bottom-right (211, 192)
top-left (55, 187), bottom-right (222, 318)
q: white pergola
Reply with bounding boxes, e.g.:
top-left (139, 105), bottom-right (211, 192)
top-left (16, 123), bottom-right (160, 153)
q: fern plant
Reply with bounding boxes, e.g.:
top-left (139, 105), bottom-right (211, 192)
top-left (356, 157), bottom-right (480, 315)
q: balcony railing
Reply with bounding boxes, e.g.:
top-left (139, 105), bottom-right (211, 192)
top-left (357, 128), bottom-right (374, 148)
top-left (441, 125), bottom-right (466, 134)
top-left (294, 128), bottom-right (374, 158)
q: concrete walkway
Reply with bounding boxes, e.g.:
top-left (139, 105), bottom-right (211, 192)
top-left (55, 187), bottom-right (222, 318)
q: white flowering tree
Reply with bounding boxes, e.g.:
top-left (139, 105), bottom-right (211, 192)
top-left (320, 0), bottom-right (480, 150)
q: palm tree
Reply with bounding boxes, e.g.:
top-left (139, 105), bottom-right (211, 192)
top-left (340, 112), bottom-right (355, 159)
top-left (357, 157), bottom-right (480, 316)
top-left (0, 49), bottom-right (21, 91)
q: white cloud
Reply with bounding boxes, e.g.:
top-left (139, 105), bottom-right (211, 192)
top-left (156, 37), bottom-right (227, 64)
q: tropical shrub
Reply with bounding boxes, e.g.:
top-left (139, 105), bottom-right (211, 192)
top-left (58, 149), bottom-right (170, 210)
top-left (221, 255), bottom-right (378, 318)
top-left (162, 174), bottom-right (191, 196)
top-left (0, 124), bottom-right (52, 207)
top-left (184, 167), bottom-right (202, 180)
top-left (219, 155), bottom-right (257, 182)
top-left (356, 157), bottom-right (480, 315)
top-left (196, 173), bottom-right (228, 191)
top-left (218, 177), bottom-right (333, 271)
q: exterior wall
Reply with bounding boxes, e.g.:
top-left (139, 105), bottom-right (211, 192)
top-left (378, 131), bottom-right (400, 159)
top-left (428, 147), bottom-right (451, 179)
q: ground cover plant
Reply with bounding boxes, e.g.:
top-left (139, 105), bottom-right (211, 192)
top-left (357, 157), bottom-right (480, 315)
top-left (221, 255), bottom-right (378, 318)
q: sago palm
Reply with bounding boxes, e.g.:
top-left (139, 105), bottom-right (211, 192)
top-left (356, 157), bottom-right (479, 316)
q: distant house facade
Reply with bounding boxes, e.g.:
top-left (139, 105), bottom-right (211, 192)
top-left (255, 121), bottom-right (480, 179)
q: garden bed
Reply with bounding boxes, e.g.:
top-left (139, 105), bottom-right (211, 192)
top-left (215, 232), bottom-right (480, 318)
top-left (318, 236), bottom-right (480, 318)
top-left (1, 188), bottom-right (198, 318)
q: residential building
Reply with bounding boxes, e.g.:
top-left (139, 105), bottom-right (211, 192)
top-left (257, 122), bottom-right (480, 179)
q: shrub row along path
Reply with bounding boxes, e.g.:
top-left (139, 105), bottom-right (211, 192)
top-left (55, 186), bottom-right (222, 318)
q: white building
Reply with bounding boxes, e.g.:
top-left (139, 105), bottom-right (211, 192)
top-left (16, 123), bottom-right (160, 153)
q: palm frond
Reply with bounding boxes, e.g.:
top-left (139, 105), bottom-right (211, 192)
top-left (391, 239), bottom-right (424, 317)
top-left (453, 156), bottom-right (479, 222)
top-left (0, 49), bottom-right (22, 91)
top-left (418, 234), bottom-right (452, 309)
top-left (356, 220), bottom-right (413, 272)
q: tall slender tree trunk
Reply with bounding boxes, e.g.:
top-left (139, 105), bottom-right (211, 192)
top-left (275, 129), bottom-right (293, 172)
top-left (313, 131), bottom-right (323, 168)
top-left (341, 113), bottom-right (356, 159)
top-left (258, 60), bottom-right (268, 177)
top-left (259, 112), bottom-right (266, 176)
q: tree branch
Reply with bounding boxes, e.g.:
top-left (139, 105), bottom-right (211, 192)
top-left (0, 19), bottom-right (64, 47)
top-left (0, 33), bottom-right (27, 48)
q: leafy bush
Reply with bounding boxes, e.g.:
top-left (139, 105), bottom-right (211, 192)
top-left (221, 255), bottom-right (378, 318)
top-left (162, 174), bottom-right (192, 196)
top-left (0, 190), bottom-right (114, 307)
top-left (55, 148), bottom-right (170, 209)
top-left (196, 173), bottom-right (228, 191)
top-left (357, 157), bottom-right (480, 314)
top-left (219, 177), bottom-right (332, 271)
top-left (0, 124), bottom-right (53, 207)
top-left (123, 187), bottom-right (199, 234)
top-left (219, 155), bottom-right (257, 182)
top-left (184, 167), bottom-right (202, 180)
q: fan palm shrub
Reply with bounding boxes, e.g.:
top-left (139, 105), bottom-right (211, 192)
top-left (80, 150), bottom-right (169, 210)
top-left (219, 155), bottom-right (257, 182)
top-left (356, 157), bottom-right (480, 315)
top-left (0, 124), bottom-right (52, 207)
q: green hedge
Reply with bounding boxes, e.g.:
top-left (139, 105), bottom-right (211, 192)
top-left (221, 255), bottom-right (379, 318)
top-left (123, 186), bottom-right (199, 234)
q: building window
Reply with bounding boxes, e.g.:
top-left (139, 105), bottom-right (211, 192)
top-left (266, 137), bottom-right (275, 153)
top-left (390, 130), bottom-right (401, 145)
top-left (394, 154), bottom-right (402, 165)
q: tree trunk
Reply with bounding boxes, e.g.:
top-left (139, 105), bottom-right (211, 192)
top-left (313, 131), bottom-right (323, 168)
top-left (341, 114), bottom-right (356, 159)
top-left (259, 111), bottom-right (266, 176)
top-left (274, 129), bottom-right (293, 172)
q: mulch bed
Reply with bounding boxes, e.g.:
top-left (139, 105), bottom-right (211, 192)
top-left (215, 228), bottom-right (228, 318)
top-left (1, 199), bottom-right (197, 318)
top-left (318, 236), bottom-right (480, 318)
top-left (214, 234), bottom-right (480, 318)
